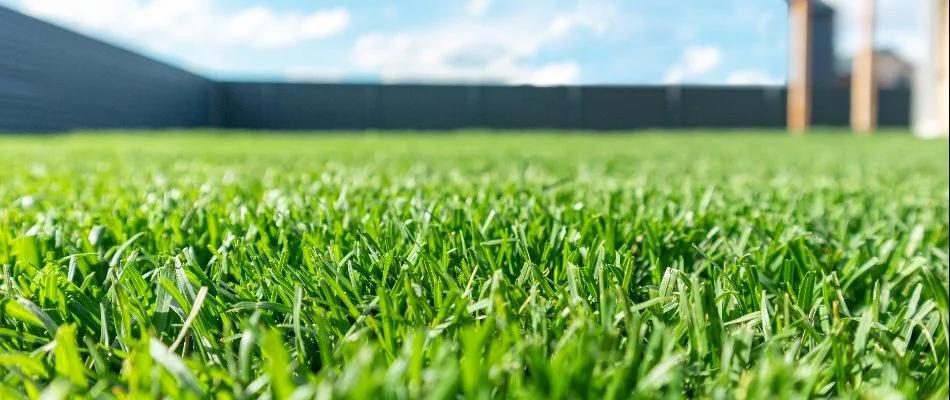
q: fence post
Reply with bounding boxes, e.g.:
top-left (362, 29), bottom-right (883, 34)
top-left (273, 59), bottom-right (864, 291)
top-left (364, 85), bottom-right (379, 130)
top-left (787, 0), bottom-right (814, 133)
top-left (258, 84), bottom-right (269, 130)
top-left (208, 82), bottom-right (225, 128)
top-left (466, 85), bottom-right (481, 128)
top-left (763, 87), bottom-right (783, 127)
top-left (850, 0), bottom-right (878, 134)
top-left (665, 86), bottom-right (682, 128)
top-left (567, 86), bottom-right (583, 130)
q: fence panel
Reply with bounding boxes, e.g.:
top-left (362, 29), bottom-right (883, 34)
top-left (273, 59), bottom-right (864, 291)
top-left (275, 84), bottom-right (369, 130)
top-left (878, 88), bottom-right (912, 127)
top-left (479, 86), bottom-right (571, 129)
top-left (376, 85), bottom-right (472, 130)
top-left (580, 87), bottom-right (668, 130)
top-left (811, 88), bottom-right (850, 127)
top-left (218, 83), bottom-right (266, 129)
top-left (679, 87), bottom-right (771, 128)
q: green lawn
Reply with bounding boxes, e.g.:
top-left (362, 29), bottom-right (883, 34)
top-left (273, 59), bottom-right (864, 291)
top-left (1, 131), bottom-right (948, 399)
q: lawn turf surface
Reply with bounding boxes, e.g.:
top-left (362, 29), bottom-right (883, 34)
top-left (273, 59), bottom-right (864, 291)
top-left (1, 131), bottom-right (948, 399)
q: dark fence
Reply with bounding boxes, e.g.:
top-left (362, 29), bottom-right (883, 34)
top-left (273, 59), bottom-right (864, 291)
top-left (0, 5), bottom-right (913, 133)
top-left (214, 82), bottom-right (911, 131)
top-left (0, 7), bottom-right (212, 132)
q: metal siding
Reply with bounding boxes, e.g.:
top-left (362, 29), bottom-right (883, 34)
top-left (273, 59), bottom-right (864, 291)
top-left (219, 83), bottom-right (265, 129)
top-left (878, 88), bottom-right (912, 127)
top-left (275, 84), bottom-right (369, 130)
top-left (0, 7), bottom-right (212, 132)
top-left (377, 85), bottom-right (470, 130)
top-left (811, 88), bottom-right (851, 127)
top-left (680, 87), bottom-right (769, 128)
top-left (188, 83), bottom-right (913, 131)
top-left (479, 86), bottom-right (571, 129)
top-left (763, 88), bottom-right (787, 127)
top-left (579, 87), bottom-right (667, 130)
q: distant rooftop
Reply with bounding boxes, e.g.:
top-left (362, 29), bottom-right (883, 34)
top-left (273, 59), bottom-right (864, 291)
top-left (783, 0), bottom-right (836, 16)
top-left (835, 49), bottom-right (910, 74)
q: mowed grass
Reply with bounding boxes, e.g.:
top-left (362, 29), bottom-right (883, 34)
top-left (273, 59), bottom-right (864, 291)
top-left (0, 131), bottom-right (948, 399)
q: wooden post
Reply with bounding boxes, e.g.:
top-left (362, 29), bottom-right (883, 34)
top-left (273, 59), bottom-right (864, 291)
top-left (788, 0), bottom-right (813, 134)
top-left (851, 0), bottom-right (877, 134)
top-left (939, 0), bottom-right (949, 137)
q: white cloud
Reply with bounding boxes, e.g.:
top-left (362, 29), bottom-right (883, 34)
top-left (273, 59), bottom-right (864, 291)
top-left (466, 0), bottom-right (492, 17)
top-left (221, 7), bottom-right (349, 48)
top-left (284, 66), bottom-right (348, 82)
top-left (517, 62), bottom-right (581, 86)
top-left (823, 0), bottom-right (928, 63)
top-left (16, 0), bottom-right (349, 50)
top-left (349, 4), bottom-right (609, 84)
top-left (549, 2), bottom-right (616, 35)
top-left (662, 66), bottom-right (689, 85)
top-left (351, 30), bottom-right (578, 84)
top-left (663, 45), bottom-right (723, 83)
top-left (683, 46), bottom-right (722, 74)
top-left (725, 69), bottom-right (780, 85)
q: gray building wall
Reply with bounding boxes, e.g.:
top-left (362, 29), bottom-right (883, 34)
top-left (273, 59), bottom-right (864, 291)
top-left (0, 6), bottom-right (212, 132)
top-left (812, 2), bottom-right (837, 87)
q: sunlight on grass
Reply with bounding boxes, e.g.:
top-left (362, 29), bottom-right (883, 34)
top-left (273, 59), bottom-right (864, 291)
top-left (1, 131), bottom-right (947, 399)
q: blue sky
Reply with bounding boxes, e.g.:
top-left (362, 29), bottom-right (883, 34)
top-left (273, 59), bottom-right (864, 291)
top-left (0, 0), bottom-right (926, 85)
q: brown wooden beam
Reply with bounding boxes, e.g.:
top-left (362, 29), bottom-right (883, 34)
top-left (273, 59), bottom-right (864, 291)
top-left (788, 0), bottom-right (813, 134)
top-left (851, 0), bottom-right (877, 134)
